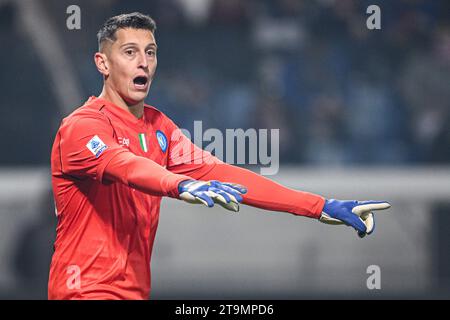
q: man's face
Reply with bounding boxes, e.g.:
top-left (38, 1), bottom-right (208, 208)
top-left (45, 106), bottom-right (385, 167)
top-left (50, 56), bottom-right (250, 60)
top-left (102, 28), bottom-right (157, 105)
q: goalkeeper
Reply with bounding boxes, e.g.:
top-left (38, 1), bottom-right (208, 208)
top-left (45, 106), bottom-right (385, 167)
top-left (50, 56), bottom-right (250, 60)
top-left (48, 12), bottom-right (390, 300)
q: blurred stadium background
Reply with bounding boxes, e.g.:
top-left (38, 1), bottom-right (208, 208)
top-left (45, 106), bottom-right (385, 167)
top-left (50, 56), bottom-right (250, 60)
top-left (0, 0), bottom-right (449, 299)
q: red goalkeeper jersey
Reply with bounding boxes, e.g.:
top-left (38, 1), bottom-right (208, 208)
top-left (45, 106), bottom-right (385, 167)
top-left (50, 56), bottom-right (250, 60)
top-left (49, 96), bottom-right (324, 300)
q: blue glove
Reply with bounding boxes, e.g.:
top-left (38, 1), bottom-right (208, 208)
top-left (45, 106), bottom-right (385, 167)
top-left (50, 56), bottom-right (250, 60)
top-left (320, 199), bottom-right (391, 238)
top-left (178, 180), bottom-right (247, 212)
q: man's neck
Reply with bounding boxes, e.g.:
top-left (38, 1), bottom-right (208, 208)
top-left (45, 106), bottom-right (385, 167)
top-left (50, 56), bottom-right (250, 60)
top-left (99, 87), bottom-right (144, 119)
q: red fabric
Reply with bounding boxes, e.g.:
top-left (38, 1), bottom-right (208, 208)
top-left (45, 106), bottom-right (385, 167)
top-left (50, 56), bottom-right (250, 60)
top-left (199, 163), bottom-right (325, 218)
top-left (49, 96), bottom-right (324, 300)
top-left (49, 97), bottom-right (189, 299)
top-left (103, 152), bottom-right (189, 198)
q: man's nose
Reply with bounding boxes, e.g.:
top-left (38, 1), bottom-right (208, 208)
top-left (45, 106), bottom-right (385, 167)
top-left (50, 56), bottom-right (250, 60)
top-left (137, 51), bottom-right (148, 69)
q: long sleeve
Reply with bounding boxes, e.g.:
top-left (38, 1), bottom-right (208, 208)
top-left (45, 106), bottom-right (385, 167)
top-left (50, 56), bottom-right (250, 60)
top-left (198, 163), bottom-right (325, 218)
top-left (165, 119), bottom-right (325, 218)
top-left (104, 152), bottom-right (191, 198)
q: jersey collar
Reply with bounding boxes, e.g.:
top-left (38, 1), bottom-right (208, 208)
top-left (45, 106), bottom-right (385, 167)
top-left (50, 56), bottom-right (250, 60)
top-left (90, 96), bottom-right (147, 127)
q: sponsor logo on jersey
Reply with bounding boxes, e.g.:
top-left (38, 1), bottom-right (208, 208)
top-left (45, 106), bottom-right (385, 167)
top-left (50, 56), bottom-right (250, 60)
top-left (86, 135), bottom-right (107, 158)
top-left (118, 137), bottom-right (130, 147)
top-left (156, 130), bottom-right (168, 153)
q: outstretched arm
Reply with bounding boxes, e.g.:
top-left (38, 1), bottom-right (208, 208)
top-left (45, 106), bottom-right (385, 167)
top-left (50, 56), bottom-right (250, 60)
top-left (166, 122), bottom-right (391, 237)
top-left (198, 163), bottom-right (325, 219)
top-left (57, 115), bottom-right (246, 212)
top-left (196, 162), bottom-right (390, 237)
top-left (166, 124), bottom-right (324, 218)
top-left (103, 152), bottom-right (246, 211)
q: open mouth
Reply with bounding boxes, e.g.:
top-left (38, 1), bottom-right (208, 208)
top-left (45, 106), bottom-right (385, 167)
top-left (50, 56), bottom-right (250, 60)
top-left (133, 76), bottom-right (149, 90)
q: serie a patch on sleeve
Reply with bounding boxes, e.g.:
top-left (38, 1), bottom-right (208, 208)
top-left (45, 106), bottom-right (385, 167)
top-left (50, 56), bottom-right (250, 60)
top-left (86, 135), bottom-right (108, 158)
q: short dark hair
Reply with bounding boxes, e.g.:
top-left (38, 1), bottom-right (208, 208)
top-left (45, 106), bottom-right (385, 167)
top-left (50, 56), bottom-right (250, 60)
top-left (97, 12), bottom-right (157, 50)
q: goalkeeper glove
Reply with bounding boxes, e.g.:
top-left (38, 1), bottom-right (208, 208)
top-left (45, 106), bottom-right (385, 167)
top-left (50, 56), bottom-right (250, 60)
top-left (178, 179), bottom-right (247, 212)
top-left (319, 199), bottom-right (391, 238)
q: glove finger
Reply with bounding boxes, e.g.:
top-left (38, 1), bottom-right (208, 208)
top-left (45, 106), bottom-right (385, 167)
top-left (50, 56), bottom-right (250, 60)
top-left (205, 191), bottom-right (226, 206)
top-left (363, 212), bottom-right (375, 235)
top-left (357, 200), bottom-right (390, 207)
top-left (357, 212), bottom-right (375, 238)
top-left (207, 189), bottom-right (240, 212)
top-left (206, 190), bottom-right (240, 212)
top-left (352, 201), bottom-right (390, 216)
top-left (319, 213), bottom-right (345, 225)
top-left (342, 213), bottom-right (367, 233)
top-left (194, 193), bottom-right (214, 208)
top-left (221, 182), bottom-right (248, 194)
top-left (208, 188), bottom-right (232, 203)
top-left (217, 201), bottom-right (240, 212)
top-left (206, 190), bottom-right (232, 209)
top-left (216, 184), bottom-right (244, 203)
top-left (179, 191), bottom-right (198, 204)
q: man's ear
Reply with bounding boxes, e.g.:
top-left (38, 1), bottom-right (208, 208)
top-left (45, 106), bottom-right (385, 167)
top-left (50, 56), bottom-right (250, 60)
top-left (94, 52), bottom-right (109, 77)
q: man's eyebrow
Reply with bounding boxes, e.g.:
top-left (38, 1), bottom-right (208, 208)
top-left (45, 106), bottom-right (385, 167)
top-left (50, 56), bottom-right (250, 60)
top-left (119, 42), bottom-right (158, 49)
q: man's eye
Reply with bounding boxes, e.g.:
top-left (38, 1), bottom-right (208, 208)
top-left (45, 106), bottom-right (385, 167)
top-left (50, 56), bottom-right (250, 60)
top-left (147, 50), bottom-right (156, 56)
top-left (125, 49), bottom-right (134, 55)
